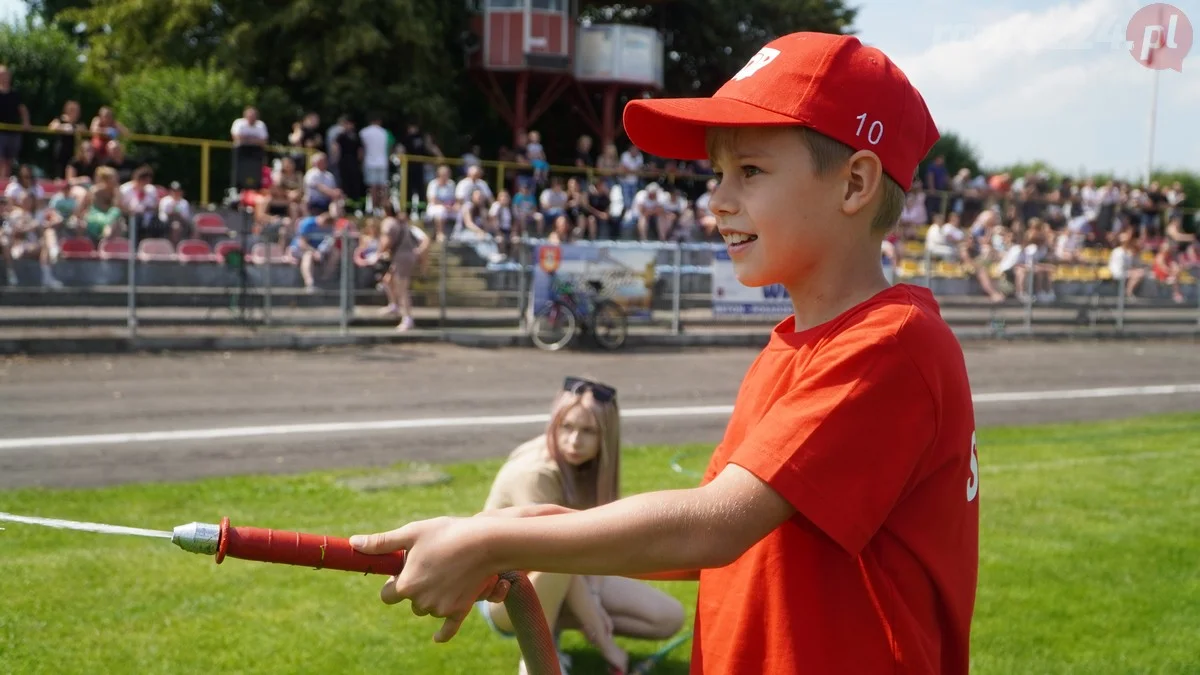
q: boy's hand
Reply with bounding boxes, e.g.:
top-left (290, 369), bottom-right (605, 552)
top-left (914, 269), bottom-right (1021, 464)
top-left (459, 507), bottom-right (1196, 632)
top-left (350, 516), bottom-right (501, 642)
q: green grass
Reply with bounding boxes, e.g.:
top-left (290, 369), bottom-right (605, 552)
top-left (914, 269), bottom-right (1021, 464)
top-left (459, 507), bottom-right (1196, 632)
top-left (1, 413), bottom-right (1198, 674)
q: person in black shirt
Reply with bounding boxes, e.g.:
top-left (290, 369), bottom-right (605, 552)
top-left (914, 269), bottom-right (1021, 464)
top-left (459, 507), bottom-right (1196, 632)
top-left (586, 177), bottom-right (615, 240)
top-left (0, 65), bottom-right (32, 182)
top-left (332, 116), bottom-right (364, 202)
top-left (47, 101), bottom-right (82, 179)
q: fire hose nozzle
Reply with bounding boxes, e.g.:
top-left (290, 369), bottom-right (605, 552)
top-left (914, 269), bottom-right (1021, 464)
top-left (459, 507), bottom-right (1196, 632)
top-left (171, 522), bottom-right (221, 556)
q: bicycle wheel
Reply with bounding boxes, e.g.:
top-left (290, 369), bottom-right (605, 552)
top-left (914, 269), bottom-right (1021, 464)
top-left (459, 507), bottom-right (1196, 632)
top-left (590, 299), bottom-right (628, 350)
top-left (530, 301), bottom-right (578, 351)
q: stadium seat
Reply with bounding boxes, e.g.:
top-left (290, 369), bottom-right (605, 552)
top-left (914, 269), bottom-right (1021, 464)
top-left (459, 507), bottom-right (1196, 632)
top-left (137, 238), bottom-right (177, 262)
top-left (213, 240), bottom-right (243, 265)
top-left (59, 237), bottom-right (98, 260)
top-left (176, 239), bottom-right (218, 264)
top-left (99, 238), bottom-right (132, 260)
top-left (193, 213), bottom-right (229, 238)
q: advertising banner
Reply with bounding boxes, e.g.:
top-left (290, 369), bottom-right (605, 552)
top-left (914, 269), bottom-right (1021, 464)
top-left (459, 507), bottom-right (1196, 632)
top-left (531, 244), bottom-right (658, 320)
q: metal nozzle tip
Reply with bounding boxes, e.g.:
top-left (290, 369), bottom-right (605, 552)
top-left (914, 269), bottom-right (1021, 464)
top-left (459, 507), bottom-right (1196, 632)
top-left (171, 522), bottom-right (221, 555)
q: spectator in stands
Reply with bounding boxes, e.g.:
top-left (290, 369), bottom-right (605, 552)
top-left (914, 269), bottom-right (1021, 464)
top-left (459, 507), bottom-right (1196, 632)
top-left (460, 144), bottom-right (483, 175)
top-left (289, 211), bottom-right (337, 293)
top-left (303, 152), bottom-right (341, 215)
top-left (1109, 228), bottom-right (1146, 299)
top-left (693, 178), bottom-right (720, 242)
top-left (4, 163), bottom-right (43, 205)
top-left (454, 188), bottom-right (505, 263)
top-left (331, 116), bottom-right (365, 203)
top-left (1152, 240), bottom-right (1187, 304)
top-left (1166, 181), bottom-right (1186, 222)
top-left (924, 155), bottom-right (949, 224)
top-left (1, 190), bottom-right (63, 288)
top-left (157, 181), bottom-right (193, 245)
top-left (548, 214), bottom-right (572, 244)
top-left (540, 177), bottom-right (569, 227)
top-left (618, 144), bottom-right (643, 212)
top-left (1053, 214), bottom-right (1089, 264)
top-left (255, 182), bottom-right (293, 246)
top-left (359, 113), bottom-right (391, 213)
top-left (584, 177), bottom-right (613, 241)
top-left (399, 123), bottom-right (431, 199)
top-left (80, 166), bottom-right (124, 243)
top-left (594, 142), bottom-right (620, 177)
top-left (231, 106), bottom-right (269, 148)
top-left (0, 65), bottom-right (30, 183)
top-left (488, 190), bottom-right (517, 256)
top-left (374, 202), bottom-right (430, 333)
top-left (288, 112), bottom-right (324, 167)
top-left (512, 182), bottom-right (544, 238)
top-left (574, 135), bottom-right (594, 168)
top-left (89, 106), bottom-right (128, 161)
top-left (272, 155), bottom-right (304, 205)
top-left (65, 142), bottom-right (99, 189)
top-left (118, 165), bottom-right (162, 240)
top-left (1024, 220), bottom-right (1057, 303)
top-left (455, 164), bottom-right (494, 206)
top-left (563, 177), bottom-right (587, 239)
top-left (425, 165), bottom-right (459, 242)
top-left (925, 212), bottom-right (966, 261)
top-left (47, 100), bottom-right (81, 180)
top-left (525, 130), bottom-right (549, 185)
top-left (99, 141), bottom-right (135, 184)
top-left (631, 181), bottom-right (674, 241)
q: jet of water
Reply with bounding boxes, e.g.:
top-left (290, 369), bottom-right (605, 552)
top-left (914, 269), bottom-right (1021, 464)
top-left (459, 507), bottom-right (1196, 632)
top-left (0, 512), bottom-right (172, 539)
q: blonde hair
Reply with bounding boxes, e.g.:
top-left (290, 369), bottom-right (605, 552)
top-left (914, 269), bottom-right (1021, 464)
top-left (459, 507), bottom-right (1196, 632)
top-left (544, 388), bottom-right (621, 508)
top-left (706, 126), bottom-right (905, 233)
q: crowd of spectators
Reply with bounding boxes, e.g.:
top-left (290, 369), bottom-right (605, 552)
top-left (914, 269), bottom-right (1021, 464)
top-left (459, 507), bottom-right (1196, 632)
top-left (1, 58), bottom-right (1197, 305)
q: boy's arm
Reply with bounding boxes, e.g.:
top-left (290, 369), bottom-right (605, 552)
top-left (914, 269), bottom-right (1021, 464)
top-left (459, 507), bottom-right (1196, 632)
top-left (351, 464), bottom-right (791, 640)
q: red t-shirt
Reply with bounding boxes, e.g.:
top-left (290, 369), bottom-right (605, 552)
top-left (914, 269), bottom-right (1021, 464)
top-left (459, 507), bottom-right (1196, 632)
top-left (692, 284), bottom-right (979, 674)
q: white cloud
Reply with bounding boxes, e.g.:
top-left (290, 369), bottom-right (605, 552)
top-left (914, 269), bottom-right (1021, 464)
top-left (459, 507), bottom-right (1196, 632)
top-left (859, 0), bottom-right (1198, 179)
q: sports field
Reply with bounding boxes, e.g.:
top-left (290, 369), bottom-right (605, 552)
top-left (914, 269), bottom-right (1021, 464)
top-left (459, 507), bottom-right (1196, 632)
top-left (1, 412), bottom-right (1197, 674)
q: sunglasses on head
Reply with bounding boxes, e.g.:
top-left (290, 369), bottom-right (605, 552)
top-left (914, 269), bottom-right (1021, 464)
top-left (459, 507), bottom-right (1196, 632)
top-left (563, 376), bottom-right (617, 403)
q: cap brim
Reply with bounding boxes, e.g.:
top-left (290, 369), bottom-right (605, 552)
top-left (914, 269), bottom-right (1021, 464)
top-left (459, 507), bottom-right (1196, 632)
top-left (623, 97), bottom-right (799, 160)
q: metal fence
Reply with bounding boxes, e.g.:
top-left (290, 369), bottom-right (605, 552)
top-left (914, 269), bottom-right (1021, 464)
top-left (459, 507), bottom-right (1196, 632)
top-left (4, 224), bottom-right (1198, 343)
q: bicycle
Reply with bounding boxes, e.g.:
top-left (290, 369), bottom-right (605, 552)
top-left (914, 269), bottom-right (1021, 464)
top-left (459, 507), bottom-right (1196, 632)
top-left (530, 277), bottom-right (628, 351)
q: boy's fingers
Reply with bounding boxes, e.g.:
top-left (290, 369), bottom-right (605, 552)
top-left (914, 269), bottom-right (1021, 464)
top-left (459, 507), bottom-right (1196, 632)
top-left (379, 576), bottom-right (405, 606)
top-left (482, 577), bottom-right (510, 603)
top-left (349, 525), bottom-right (415, 554)
top-left (434, 612), bottom-right (469, 643)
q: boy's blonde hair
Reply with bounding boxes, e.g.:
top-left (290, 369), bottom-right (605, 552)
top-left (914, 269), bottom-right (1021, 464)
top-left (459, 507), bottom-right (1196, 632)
top-left (544, 388), bottom-right (621, 509)
top-left (706, 126), bottom-right (906, 233)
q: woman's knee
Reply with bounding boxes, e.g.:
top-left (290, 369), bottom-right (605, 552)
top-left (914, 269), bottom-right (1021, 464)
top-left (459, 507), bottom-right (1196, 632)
top-left (648, 595), bottom-right (686, 639)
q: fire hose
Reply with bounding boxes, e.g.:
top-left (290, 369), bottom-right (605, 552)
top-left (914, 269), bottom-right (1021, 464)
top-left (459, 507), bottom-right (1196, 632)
top-left (2, 513), bottom-right (565, 675)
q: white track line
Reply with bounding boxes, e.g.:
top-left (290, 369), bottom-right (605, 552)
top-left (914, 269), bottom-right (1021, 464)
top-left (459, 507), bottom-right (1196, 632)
top-left (1, 383), bottom-right (1198, 452)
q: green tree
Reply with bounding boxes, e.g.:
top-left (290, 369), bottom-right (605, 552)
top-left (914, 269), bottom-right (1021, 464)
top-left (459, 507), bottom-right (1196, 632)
top-left (920, 130), bottom-right (983, 182)
top-left (56, 0), bottom-right (470, 146)
top-left (117, 67), bottom-right (257, 202)
top-left (0, 23), bottom-right (105, 170)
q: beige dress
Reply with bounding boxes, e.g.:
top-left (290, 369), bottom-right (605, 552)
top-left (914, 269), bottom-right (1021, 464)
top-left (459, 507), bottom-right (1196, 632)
top-left (483, 436), bottom-right (565, 511)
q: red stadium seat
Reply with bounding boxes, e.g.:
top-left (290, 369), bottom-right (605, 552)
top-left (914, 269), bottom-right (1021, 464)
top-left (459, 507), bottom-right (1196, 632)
top-left (176, 239), bottom-right (218, 264)
top-left (98, 238), bottom-right (131, 261)
top-left (137, 238), bottom-right (177, 262)
top-left (59, 237), bottom-right (98, 260)
top-left (193, 213), bottom-right (228, 237)
top-left (213, 240), bottom-right (243, 264)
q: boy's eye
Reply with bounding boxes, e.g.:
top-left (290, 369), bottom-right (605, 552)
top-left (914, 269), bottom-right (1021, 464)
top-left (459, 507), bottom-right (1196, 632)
top-left (741, 165), bottom-right (763, 178)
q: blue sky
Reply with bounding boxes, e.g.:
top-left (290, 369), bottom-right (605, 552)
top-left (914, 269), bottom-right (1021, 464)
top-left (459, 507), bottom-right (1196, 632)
top-left (2, 0), bottom-right (1195, 179)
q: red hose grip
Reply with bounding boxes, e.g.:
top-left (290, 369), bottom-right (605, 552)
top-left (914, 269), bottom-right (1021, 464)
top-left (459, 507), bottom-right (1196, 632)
top-left (214, 517), bottom-right (405, 577)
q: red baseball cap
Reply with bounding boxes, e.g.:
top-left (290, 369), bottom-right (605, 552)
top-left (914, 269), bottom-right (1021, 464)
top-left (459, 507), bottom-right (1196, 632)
top-left (622, 32), bottom-right (939, 190)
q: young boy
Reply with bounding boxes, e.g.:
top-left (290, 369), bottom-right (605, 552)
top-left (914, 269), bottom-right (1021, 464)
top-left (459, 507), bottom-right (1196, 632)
top-left (351, 32), bottom-right (980, 674)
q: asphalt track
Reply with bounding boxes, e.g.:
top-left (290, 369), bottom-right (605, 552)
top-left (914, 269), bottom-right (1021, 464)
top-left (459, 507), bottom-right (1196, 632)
top-left (1, 340), bottom-right (1198, 490)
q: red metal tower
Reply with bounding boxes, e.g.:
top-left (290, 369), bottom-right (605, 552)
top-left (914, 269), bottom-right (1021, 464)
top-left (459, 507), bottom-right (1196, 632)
top-left (464, 0), bottom-right (666, 151)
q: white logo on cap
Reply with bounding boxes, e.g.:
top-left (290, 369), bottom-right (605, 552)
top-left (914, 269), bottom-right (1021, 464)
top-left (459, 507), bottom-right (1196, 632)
top-left (732, 47), bottom-right (781, 81)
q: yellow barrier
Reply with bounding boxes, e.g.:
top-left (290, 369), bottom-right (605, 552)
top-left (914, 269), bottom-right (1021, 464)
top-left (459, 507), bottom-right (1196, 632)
top-left (0, 121), bottom-right (312, 205)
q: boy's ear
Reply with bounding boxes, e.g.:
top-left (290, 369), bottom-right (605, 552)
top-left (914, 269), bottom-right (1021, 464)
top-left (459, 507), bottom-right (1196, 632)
top-left (840, 150), bottom-right (885, 218)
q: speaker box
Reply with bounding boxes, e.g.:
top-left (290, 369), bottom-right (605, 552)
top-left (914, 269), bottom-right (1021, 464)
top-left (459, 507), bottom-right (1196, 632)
top-left (231, 144), bottom-right (265, 192)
